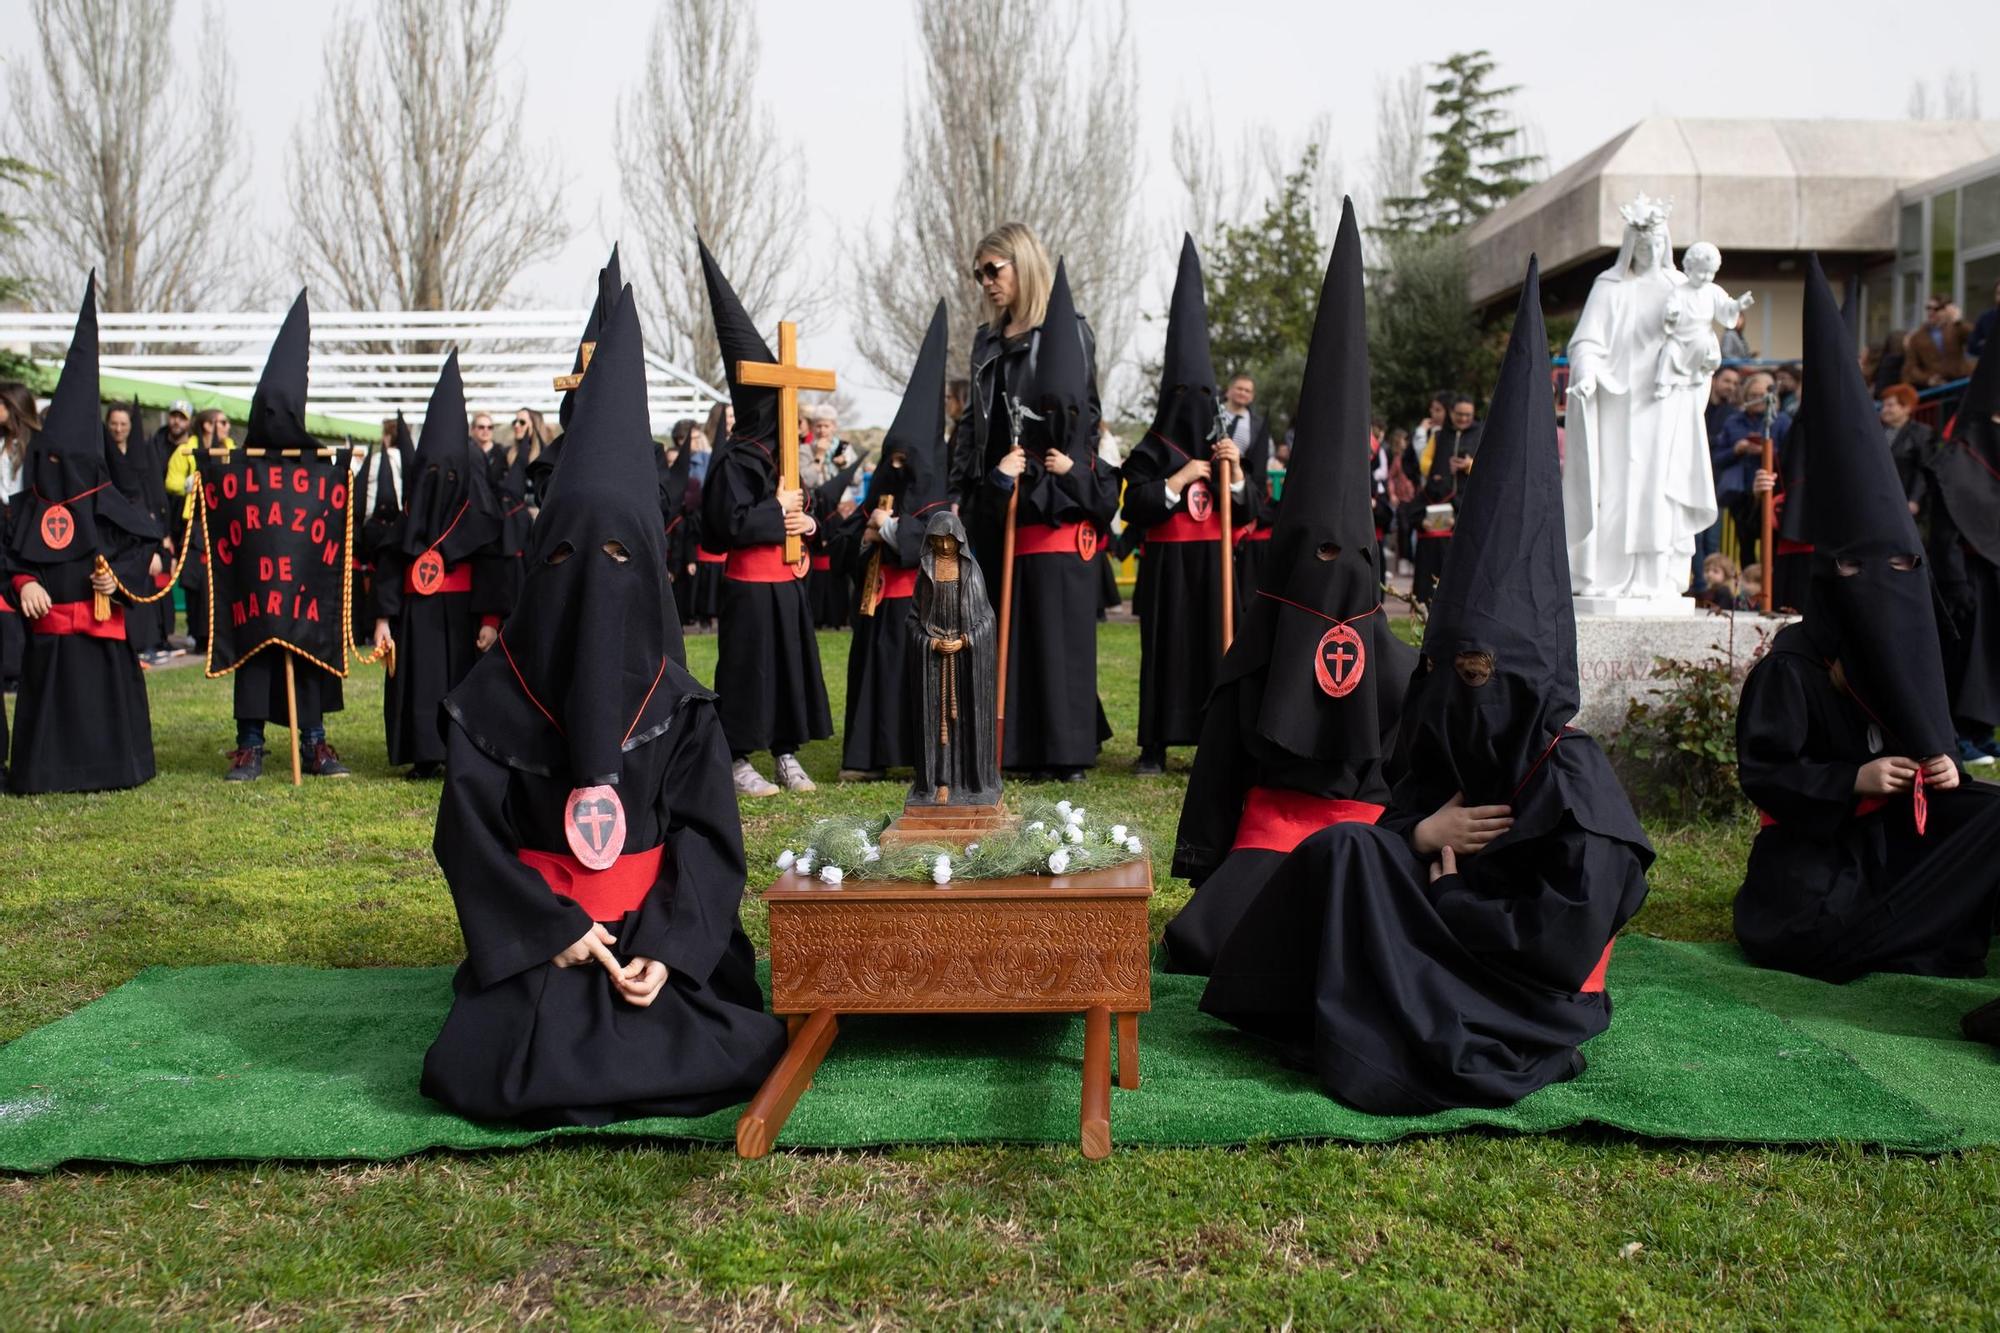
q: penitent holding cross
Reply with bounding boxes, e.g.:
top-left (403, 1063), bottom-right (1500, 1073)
top-left (738, 322), bottom-right (837, 565)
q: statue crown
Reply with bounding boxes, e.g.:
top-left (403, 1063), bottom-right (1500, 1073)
top-left (1619, 193), bottom-right (1674, 231)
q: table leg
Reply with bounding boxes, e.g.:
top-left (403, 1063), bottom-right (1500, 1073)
top-left (736, 1008), bottom-right (838, 1160)
top-left (1081, 1005), bottom-right (1112, 1160)
top-left (1116, 1012), bottom-right (1139, 1090)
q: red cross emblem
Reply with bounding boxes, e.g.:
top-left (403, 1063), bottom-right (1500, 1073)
top-left (565, 785), bottom-right (627, 871)
top-left (1314, 623), bottom-right (1367, 698)
top-left (1186, 479), bottom-right (1213, 523)
top-left (1075, 524), bottom-right (1099, 562)
top-left (40, 504), bottom-right (74, 552)
top-left (411, 549), bottom-right (446, 596)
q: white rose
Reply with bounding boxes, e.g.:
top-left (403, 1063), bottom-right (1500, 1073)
top-left (1068, 807), bottom-right (1086, 826)
top-left (820, 865), bottom-right (844, 885)
top-left (776, 849), bottom-right (796, 870)
top-left (796, 852), bottom-right (815, 875)
top-left (932, 855), bottom-right (952, 885)
top-left (1064, 824), bottom-right (1083, 844)
top-left (1027, 821), bottom-right (1045, 834)
top-left (1126, 837), bottom-right (1142, 854)
top-left (1055, 800), bottom-right (1073, 819)
top-left (864, 847), bottom-right (881, 863)
top-left (1110, 824), bottom-right (1127, 843)
top-left (1048, 848), bottom-right (1071, 874)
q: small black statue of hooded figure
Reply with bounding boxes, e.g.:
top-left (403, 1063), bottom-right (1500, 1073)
top-left (1120, 234), bottom-right (1262, 773)
top-left (4, 272), bottom-right (161, 793)
top-left (1733, 256), bottom-right (2000, 984)
top-left (1164, 201), bottom-right (1415, 976)
top-left (907, 509), bottom-right (1000, 808)
top-left (839, 300), bottom-right (953, 779)
top-left (373, 351), bottom-right (505, 777)
top-left (421, 286), bottom-right (781, 1127)
top-left (1201, 259), bottom-right (1655, 1115)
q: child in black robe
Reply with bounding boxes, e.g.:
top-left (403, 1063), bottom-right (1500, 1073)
top-left (1201, 260), bottom-right (1655, 1115)
top-left (696, 240), bottom-right (833, 797)
top-left (1733, 257), bottom-right (2000, 983)
top-left (421, 285), bottom-right (781, 1126)
top-left (1121, 236), bottom-right (1261, 775)
top-left (839, 302), bottom-right (952, 781)
top-left (1166, 202), bottom-right (1413, 976)
top-left (371, 353), bottom-right (504, 778)
top-left (5, 275), bottom-right (160, 794)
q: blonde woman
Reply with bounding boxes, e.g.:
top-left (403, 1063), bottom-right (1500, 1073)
top-left (952, 221), bottom-right (1116, 780)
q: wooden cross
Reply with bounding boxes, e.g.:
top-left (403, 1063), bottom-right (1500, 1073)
top-left (738, 321), bottom-right (836, 563)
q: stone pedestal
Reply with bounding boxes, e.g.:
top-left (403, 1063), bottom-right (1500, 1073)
top-left (1573, 608), bottom-right (1793, 735)
top-left (1572, 594), bottom-right (1698, 619)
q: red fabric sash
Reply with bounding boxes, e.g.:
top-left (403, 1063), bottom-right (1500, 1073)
top-left (1014, 521), bottom-right (1093, 559)
top-left (880, 565), bottom-right (919, 600)
top-left (1235, 524), bottom-right (1273, 545)
top-left (1148, 508), bottom-right (1221, 543)
top-left (518, 845), bottom-right (664, 921)
top-left (726, 543), bottom-right (804, 582)
top-left (152, 570), bottom-right (173, 590)
top-left (810, 553), bottom-right (832, 572)
top-left (1417, 529), bottom-right (1453, 541)
top-left (404, 562), bottom-right (473, 595)
top-left (1775, 538), bottom-right (1814, 557)
top-left (30, 600), bottom-right (127, 640)
top-left (1581, 943), bottom-right (1613, 994)
top-left (695, 547), bottom-right (728, 565)
top-left (1230, 786), bottom-right (1385, 854)
top-left (1758, 795), bottom-right (1888, 829)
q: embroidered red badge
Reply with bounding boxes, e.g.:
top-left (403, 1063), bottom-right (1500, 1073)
top-left (565, 785), bottom-right (627, 871)
top-left (1075, 524), bottom-right (1099, 562)
top-left (40, 504), bottom-right (74, 552)
top-left (410, 549), bottom-right (446, 596)
top-left (1314, 623), bottom-right (1367, 698)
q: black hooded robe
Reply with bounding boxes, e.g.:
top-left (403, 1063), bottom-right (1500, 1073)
top-left (1927, 353), bottom-right (2000, 741)
top-left (6, 514), bottom-right (157, 794)
top-left (419, 698), bottom-right (786, 1125)
top-left (700, 438), bottom-right (834, 758)
top-left (1732, 623), bottom-right (2000, 980)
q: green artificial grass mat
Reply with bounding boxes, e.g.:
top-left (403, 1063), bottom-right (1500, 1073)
top-left (2, 935), bottom-right (1994, 1172)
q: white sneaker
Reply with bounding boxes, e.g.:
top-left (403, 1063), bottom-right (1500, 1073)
top-left (775, 753), bottom-right (816, 792)
top-left (732, 758), bottom-right (779, 797)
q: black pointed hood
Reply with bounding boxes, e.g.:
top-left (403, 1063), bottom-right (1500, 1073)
top-left (1021, 258), bottom-right (1092, 464)
top-left (558, 244), bottom-right (621, 430)
top-left (399, 351), bottom-right (503, 561)
top-left (1775, 274), bottom-right (1863, 552)
top-left (11, 272), bottom-right (157, 562)
top-left (446, 284), bottom-right (697, 794)
top-left (1222, 198), bottom-right (1408, 766)
top-left (865, 300), bottom-right (951, 519)
top-left (1931, 315), bottom-right (2000, 566)
top-left (1395, 257), bottom-right (1575, 805)
top-left (699, 236), bottom-right (778, 446)
top-left (1800, 254), bottom-right (1955, 760)
top-left (247, 291), bottom-right (319, 451)
top-left (1146, 234), bottom-right (1220, 460)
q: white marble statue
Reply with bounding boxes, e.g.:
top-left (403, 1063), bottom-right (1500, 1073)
top-left (1563, 197), bottom-right (1728, 610)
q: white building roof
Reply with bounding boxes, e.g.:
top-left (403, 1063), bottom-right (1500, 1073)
top-left (1464, 118), bottom-right (2000, 306)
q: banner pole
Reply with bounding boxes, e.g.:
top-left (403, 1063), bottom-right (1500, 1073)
top-left (285, 654), bottom-right (303, 786)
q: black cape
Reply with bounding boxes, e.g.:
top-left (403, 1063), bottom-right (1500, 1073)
top-left (1202, 257), bottom-right (1654, 1114)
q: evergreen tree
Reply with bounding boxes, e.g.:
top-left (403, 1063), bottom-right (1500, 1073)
top-left (1378, 50), bottom-right (1541, 238)
top-left (1197, 146), bottom-right (1329, 435)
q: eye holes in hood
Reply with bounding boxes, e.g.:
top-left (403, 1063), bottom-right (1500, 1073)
top-left (546, 541), bottom-right (573, 565)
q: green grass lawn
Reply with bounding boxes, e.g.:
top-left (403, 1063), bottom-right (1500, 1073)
top-left (3, 623), bottom-right (1996, 1328)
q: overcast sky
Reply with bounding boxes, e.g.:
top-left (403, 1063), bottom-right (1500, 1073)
top-left (185, 0), bottom-right (1996, 423)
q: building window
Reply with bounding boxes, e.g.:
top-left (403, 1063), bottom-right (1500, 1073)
top-left (1900, 201), bottom-right (1925, 259)
top-left (1963, 173), bottom-right (2000, 250)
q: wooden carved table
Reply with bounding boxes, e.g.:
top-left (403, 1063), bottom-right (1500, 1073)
top-left (736, 860), bottom-right (1154, 1160)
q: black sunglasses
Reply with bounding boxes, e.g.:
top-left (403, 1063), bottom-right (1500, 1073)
top-left (971, 259), bottom-right (1012, 283)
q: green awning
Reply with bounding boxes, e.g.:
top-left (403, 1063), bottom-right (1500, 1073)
top-left (24, 365), bottom-right (382, 441)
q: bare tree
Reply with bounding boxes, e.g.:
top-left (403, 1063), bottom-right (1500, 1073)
top-left (614, 0), bottom-right (815, 386)
top-left (1907, 69), bottom-right (1983, 120)
top-left (1172, 103), bottom-right (1343, 251)
top-left (1, 0), bottom-right (253, 311)
top-left (852, 0), bottom-right (1142, 406)
top-left (286, 0), bottom-right (569, 311)
top-left (1364, 65), bottom-right (1429, 229)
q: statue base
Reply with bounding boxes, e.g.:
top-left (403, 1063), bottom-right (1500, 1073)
top-left (879, 800), bottom-right (1019, 849)
top-left (1571, 593), bottom-right (1698, 618)
top-left (1572, 607), bottom-right (1794, 735)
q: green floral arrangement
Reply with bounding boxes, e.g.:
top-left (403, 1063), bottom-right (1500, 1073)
top-left (775, 800), bottom-right (1147, 885)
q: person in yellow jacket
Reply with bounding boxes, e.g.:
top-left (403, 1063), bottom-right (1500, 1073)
top-left (166, 409), bottom-right (236, 652)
